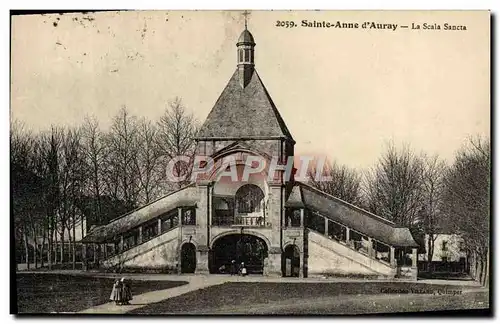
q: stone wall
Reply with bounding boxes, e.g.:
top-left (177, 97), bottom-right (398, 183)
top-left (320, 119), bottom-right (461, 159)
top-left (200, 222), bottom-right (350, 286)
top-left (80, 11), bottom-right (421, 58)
top-left (307, 230), bottom-right (396, 277)
top-left (102, 227), bottom-right (180, 270)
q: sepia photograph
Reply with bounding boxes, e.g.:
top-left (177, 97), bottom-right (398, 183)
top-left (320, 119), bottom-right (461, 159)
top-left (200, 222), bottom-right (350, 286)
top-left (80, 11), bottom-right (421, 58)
top-left (10, 9), bottom-right (490, 315)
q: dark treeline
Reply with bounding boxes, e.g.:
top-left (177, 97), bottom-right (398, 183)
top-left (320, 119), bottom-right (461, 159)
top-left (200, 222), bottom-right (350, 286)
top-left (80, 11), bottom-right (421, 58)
top-left (308, 138), bottom-right (490, 285)
top-left (12, 98), bottom-right (198, 270)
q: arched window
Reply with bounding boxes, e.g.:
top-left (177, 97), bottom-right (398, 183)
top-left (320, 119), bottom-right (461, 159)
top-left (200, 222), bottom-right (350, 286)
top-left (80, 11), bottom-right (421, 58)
top-left (235, 184), bottom-right (264, 214)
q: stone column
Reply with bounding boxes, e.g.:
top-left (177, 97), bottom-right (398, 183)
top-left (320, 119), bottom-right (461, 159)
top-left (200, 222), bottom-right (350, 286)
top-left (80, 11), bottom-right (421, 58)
top-left (158, 218), bottom-right (162, 234)
top-left (300, 208), bottom-right (304, 227)
top-left (178, 207), bottom-right (183, 225)
top-left (324, 218), bottom-right (329, 236)
top-left (345, 227), bottom-right (350, 245)
top-left (208, 185), bottom-right (213, 226)
top-left (299, 252), bottom-right (304, 278)
top-left (412, 247), bottom-right (418, 268)
top-left (103, 244), bottom-right (107, 259)
top-left (138, 226), bottom-right (143, 245)
top-left (196, 246), bottom-right (210, 274)
top-left (119, 235), bottom-right (124, 252)
top-left (368, 237), bottom-right (373, 258)
top-left (267, 247), bottom-right (283, 277)
top-left (82, 243), bottom-right (87, 271)
top-left (390, 246), bottom-right (396, 267)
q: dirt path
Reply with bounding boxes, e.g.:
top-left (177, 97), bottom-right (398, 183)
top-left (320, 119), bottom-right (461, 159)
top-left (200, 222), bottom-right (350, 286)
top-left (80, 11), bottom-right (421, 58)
top-left (78, 276), bottom-right (225, 314)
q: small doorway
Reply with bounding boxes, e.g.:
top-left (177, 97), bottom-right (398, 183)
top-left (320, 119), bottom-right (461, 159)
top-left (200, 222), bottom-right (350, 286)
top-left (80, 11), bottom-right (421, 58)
top-left (282, 245), bottom-right (300, 277)
top-left (180, 243), bottom-right (196, 273)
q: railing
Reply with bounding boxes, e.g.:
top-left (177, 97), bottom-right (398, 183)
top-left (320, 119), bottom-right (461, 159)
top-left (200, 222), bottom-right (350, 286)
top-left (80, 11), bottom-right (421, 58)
top-left (213, 210), bottom-right (234, 226)
top-left (351, 240), bottom-right (369, 255)
top-left (311, 228), bottom-right (393, 267)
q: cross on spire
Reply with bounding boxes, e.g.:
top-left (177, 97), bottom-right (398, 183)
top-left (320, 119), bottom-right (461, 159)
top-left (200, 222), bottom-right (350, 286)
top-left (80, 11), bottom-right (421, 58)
top-left (242, 10), bottom-right (250, 29)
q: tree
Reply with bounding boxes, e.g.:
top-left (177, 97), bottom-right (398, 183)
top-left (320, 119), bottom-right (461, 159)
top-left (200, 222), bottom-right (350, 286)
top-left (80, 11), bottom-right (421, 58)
top-left (442, 136), bottom-right (490, 285)
top-left (363, 142), bottom-right (424, 227)
top-left (308, 160), bottom-right (362, 205)
top-left (59, 127), bottom-right (86, 268)
top-left (156, 98), bottom-right (198, 189)
top-left (11, 122), bottom-right (45, 269)
top-left (418, 154), bottom-right (447, 270)
top-left (40, 127), bottom-right (64, 268)
top-left (104, 106), bottom-right (140, 210)
top-left (81, 116), bottom-right (106, 227)
top-left (134, 118), bottom-right (163, 204)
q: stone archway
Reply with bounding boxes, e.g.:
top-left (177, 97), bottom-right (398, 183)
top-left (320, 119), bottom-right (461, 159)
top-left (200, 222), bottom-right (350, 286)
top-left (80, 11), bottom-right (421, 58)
top-left (180, 243), bottom-right (196, 273)
top-left (235, 184), bottom-right (265, 214)
top-left (210, 234), bottom-right (268, 274)
top-left (282, 245), bottom-right (300, 277)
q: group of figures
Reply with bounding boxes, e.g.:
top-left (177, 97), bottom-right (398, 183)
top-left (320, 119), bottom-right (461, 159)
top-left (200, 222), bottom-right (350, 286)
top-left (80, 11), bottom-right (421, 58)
top-left (219, 260), bottom-right (248, 276)
top-left (110, 277), bottom-right (133, 306)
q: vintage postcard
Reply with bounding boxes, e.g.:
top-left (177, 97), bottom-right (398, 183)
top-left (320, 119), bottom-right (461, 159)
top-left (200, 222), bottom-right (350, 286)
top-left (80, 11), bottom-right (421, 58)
top-left (11, 10), bottom-right (490, 315)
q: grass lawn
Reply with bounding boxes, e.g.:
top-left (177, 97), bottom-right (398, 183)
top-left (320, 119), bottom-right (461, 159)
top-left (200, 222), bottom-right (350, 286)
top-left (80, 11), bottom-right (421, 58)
top-left (129, 282), bottom-right (489, 315)
top-left (15, 273), bottom-right (188, 314)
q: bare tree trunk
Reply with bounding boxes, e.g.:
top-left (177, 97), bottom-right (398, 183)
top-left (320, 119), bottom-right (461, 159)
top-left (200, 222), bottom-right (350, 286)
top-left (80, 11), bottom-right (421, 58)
top-left (60, 227), bottom-right (65, 263)
top-left (32, 226), bottom-right (38, 269)
top-left (81, 214), bottom-right (85, 268)
top-left (426, 235), bottom-right (435, 272)
top-left (72, 215), bottom-right (76, 269)
top-left (66, 226), bottom-right (72, 268)
top-left (478, 258), bottom-right (484, 283)
top-left (23, 228), bottom-right (30, 270)
top-left (47, 221), bottom-right (53, 270)
top-left (40, 227), bottom-right (46, 267)
top-left (54, 226), bottom-right (58, 264)
top-left (483, 248), bottom-right (489, 287)
top-left (30, 224), bottom-right (38, 269)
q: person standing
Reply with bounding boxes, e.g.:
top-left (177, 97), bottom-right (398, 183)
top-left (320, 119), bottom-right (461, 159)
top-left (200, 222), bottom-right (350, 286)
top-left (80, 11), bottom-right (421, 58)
top-left (109, 279), bottom-right (123, 305)
top-left (240, 262), bottom-right (247, 276)
top-left (230, 260), bottom-right (237, 276)
top-left (120, 277), bottom-right (133, 305)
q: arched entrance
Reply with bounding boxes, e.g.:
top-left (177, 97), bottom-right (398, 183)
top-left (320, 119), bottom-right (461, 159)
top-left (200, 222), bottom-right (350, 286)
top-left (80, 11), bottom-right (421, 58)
top-left (180, 243), bottom-right (196, 273)
top-left (282, 245), bottom-right (300, 277)
top-left (210, 234), bottom-right (268, 274)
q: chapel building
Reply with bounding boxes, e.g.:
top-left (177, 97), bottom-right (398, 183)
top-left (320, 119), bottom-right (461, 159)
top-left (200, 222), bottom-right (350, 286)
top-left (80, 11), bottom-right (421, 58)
top-left (81, 26), bottom-right (419, 279)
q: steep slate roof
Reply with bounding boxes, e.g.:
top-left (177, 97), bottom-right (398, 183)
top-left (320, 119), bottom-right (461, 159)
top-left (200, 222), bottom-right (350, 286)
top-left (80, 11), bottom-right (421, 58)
top-left (197, 69), bottom-right (294, 141)
top-left (296, 182), bottom-right (418, 247)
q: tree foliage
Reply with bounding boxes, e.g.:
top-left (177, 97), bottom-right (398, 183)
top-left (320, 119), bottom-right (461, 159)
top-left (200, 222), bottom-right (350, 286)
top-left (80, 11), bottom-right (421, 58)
top-left (308, 160), bottom-right (362, 206)
top-left (363, 142), bottom-right (424, 227)
top-left (442, 137), bottom-right (490, 284)
top-left (11, 98), bottom-right (199, 268)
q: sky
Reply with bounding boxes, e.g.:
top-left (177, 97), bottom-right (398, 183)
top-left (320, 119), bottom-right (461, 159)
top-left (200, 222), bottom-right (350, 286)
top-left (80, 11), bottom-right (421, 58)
top-left (11, 10), bottom-right (490, 170)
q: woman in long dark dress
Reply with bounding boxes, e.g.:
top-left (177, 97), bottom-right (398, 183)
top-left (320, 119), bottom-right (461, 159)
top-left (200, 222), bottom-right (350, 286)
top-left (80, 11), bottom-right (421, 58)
top-left (121, 277), bottom-right (133, 305)
top-left (110, 279), bottom-right (123, 305)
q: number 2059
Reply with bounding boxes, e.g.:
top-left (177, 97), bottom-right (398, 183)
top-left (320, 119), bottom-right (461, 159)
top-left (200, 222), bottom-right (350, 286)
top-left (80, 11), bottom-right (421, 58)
top-left (276, 21), bottom-right (296, 28)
